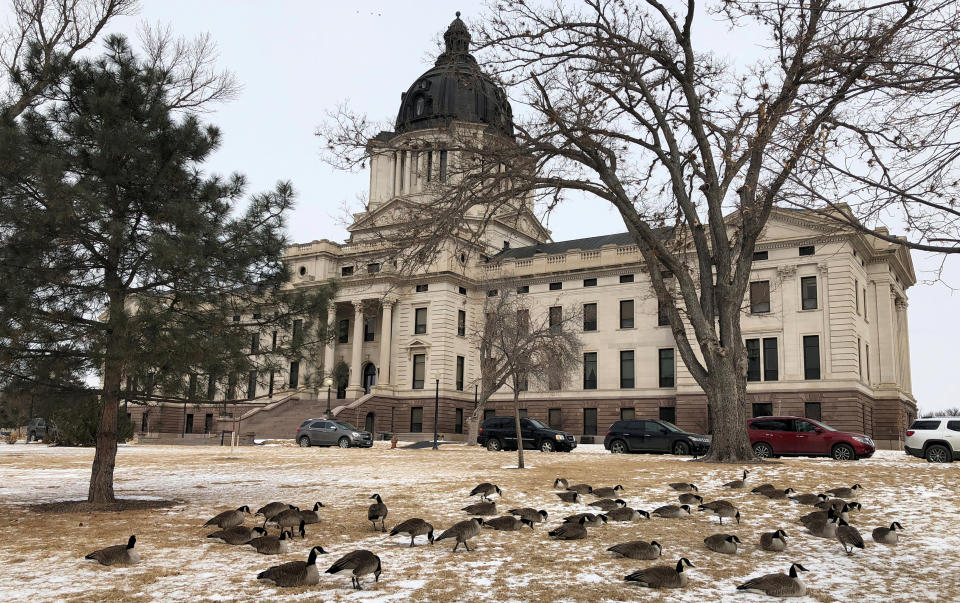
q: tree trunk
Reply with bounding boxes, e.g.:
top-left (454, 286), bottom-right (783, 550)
top-left (88, 354), bottom-right (122, 503)
top-left (465, 397), bottom-right (490, 446)
top-left (700, 353), bottom-right (754, 462)
top-left (513, 389), bottom-right (524, 469)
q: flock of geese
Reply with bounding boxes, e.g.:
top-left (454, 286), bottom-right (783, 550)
top-left (82, 470), bottom-right (904, 596)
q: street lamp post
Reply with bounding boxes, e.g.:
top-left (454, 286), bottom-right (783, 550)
top-left (432, 372), bottom-right (440, 450)
top-left (324, 377), bottom-right (334, 418)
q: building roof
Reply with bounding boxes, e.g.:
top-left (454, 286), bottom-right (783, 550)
top-left (493, 232), bottom-right (637, 260)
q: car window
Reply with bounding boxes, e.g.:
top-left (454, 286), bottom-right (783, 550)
top-left (751, 419), bottom-right (789, 431)
top-left (309, 421), bottom-right (326, 429)
top-left (794, 420), bottom-right (819, 433)
top-left (526, 419), bottom-right (547, 429)
top-left (947, 421), bottom-right (960, 432)
top-left (910, 420), bottom-right (942, 430)
top-left (642, 421), bottom-right (664, 434)
top-left (657, 420), bottom-right (683, 432)
top-left (336, 422), bottom-right (358, 431)
top-left (609, 421), bottom-right (626, 431)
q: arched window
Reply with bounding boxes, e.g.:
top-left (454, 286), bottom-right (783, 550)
top-left (415, 97), bottom-right (425, 116)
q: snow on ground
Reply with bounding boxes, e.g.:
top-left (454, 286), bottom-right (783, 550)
top-left (0, 442), bottom-right (958, 602)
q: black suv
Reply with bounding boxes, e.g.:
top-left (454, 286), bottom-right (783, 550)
top-left (604, 419), bottom-right (710, 456)
top-left (478, 417), bottom-right (577, 452)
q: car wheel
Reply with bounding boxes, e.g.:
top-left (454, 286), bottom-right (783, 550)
top-left (338, 437), bottom-right (351, 448)
top-left (925, 444), bottom-right (952, 463)
top-left (831, 443), bottom-right (855, 461)
top-left (486, 438), bottom-right (503, 452)
top-left (753, 442), bottom-right (774, 459)
top-left (672, 441), bottom-right (690, 456)
top-left (540, 439), bottom-right (556, 452)
top-left (298, 436), bottom-right (311, 448)
top-left (609, 439), bottom-right (628, 454)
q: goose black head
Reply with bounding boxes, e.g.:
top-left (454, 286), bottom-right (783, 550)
top-left (852, 484), bottom-right (862, 490)
top-left (314, 502), bottom-right (324, 511)
top-left (838, 518), bottom-right (850, 527)
top-left (521, 518), bottom-right (535, 529)
top-left (676, 558), bottom-right (694, 572)
top-left (826, 507), bottom-right (837, 519)
top-left (639, 510), bottom-right (651, 519)
top-left (252, 527), bottom-right (267, 536)
top-left (734, 511), bottom-right (742, 524)
top-left (615, 499), bottom-right (627, 507)
top-left (817, 493), bottom-right (828, 501)
top-left (473, 517), bottom-right (485, 526)
top-left (891, 521), bottom-right (904, 531)
top-left (680, 504), bottom-right (691, 514)
top-left (428, 529), bottom-right (435, 544)
top-left (306, 546), bottom-right (327, 565)
top-left (578, 516), bottom-right (588, 525)
top-left (290, 505), bottom-right (300, 512)
top-left (776, 529), bottom-right (788, 539)
top-left (849, 502), bottom-right (862, 511)
top-left (784, 488), bottom-right (796, 494)
top-left (370, 494), bottom-right (382, 502)
top-left (743, 470), bottom-right (750, 478)
top-left (553, 478), bottom-right (566, 488)
top-left (650, 540), bottom-right (662, 553)
top-left (614, 484), bottom-right (624, 492)
top-left (789, 563), bottom-right (809, 577)
top-left (572, 493), bottom-right (581, 502)
top-left (586, 486), bottom-right (593, 493)
top-left (727, 535), bottom-right (742, 544)
top-left (692, 495), bottom-right (704, 504)
top-left (126, 535), bottom-right (136, 549)
top-left (238, 505), bottom-right (251, 514)
top-left (598, 514), bottom-right (609, 524)
top-left (280, 530), bottom-right (292, 540)
top-left (374, 557), bottom-right (382, 582)
top-left (538, 510), bottom-right (549, 519)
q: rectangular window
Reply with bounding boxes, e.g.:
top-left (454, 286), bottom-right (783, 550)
top-left (549, 408), bottom-right (562, 429)
top-left (752, 250), bottom-right (768, 261)
top-left (484, 409), bottom-right (495, 421)
top-left (426, 151), bottom-right (433, 182)
top-left (341, 266), bottom-right (354, 277)
top-left (619, 274), bottom-right (634, 283)
top-left (750, 281), bottom-right (771, 314)
top-left (518, 408), bottom-right (528, 419)
top-left (746, 339), bottom-right (761, 382)
top-left (271, 330), bottom-right (277, 351)
top-left (863, 288), bottom-right (868, 321)
top-left (865, 344), bottom-right (871, 383)
top-left (367, 262), bottom-right (381, 274)
top-left (620, 350), bottom-right (635, 388)
top-left (410, 407), bottom-right (423, 432)
top-left (232, 314), bottom-right (240, 322)
top-left (338, 319), bottom-right (350, 343)
top-left (185, 413), bottom-right (194, 434)
top-left (620, 407), bottom-right (635, 421)
top-left (583, 408), bottom-right (598, 436)
top-left (659, 348), bottom-right (675, 388)
top-left (583, 352), bottom-right (598, 389)
top-left (456, 356), bottom-right (465, 391)
top-left (549, 282), bottom-right (562, 290)
top-left (487, 289), bottom-right (498, 297)
top-left (659, 406), bottom-right (676, 424)
top-left (292, 319), bottom-right (303, 341)
top-left (364, 317), bottom-right (375, 342)
top-left (753, 402), bottom-right (773, 417)
top-left (763, 337), bottom-right (778, 381)
top-left (415, 284), bottom-right (428, 292)
top-left (141, 413), bottom-right (148, 432)
top-left (250, 333), bottom-right (260, 355)
top-left (439, 150), bottom-right (448, 181)
top-left (455, 408), bottom-right (463, 434)
top-left (799, 245), bottom-right (815, 256)
top-left (204, 413), bottom-right (213, 434)
top-left (805, 402), bottom-right (822, 421)
top-left (289, 361), bottom-right (299, 389)
top-left (858, 337), bottom-right (862, 379)
top-left (412, 354), bottom-right (425, 389)
top-left (855, 279), bottom-right (860, 314)
top-left (619, 299), bottom-right (634, 329)
top-left (583, 303), bottom-right (597, 331)
top-left (657, 299), bottom-right (670, 326)
top-left (414, 308), bottom-right (427, 334)
top-left (801, 276), bottom-right (818, 310)
top-left (458, 286), bottom-right (467, 295)
top-left (268, 370), bottom-right (275, 397)
top-left (803, 335), bottom-right (821, 379)
top-left (549, 306), bottom-right (562, 328)
top-left (583, 278), bottom-right (597, 287)
top-left (457, 310), bottom-right (466, 337)
top-left (247, 370), bottom-right (257, 400)
top-left (516, 285), bottom-right (529, 294)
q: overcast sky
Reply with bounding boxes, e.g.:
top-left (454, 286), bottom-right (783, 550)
top-left (11, 0), bottom-right (957, 412)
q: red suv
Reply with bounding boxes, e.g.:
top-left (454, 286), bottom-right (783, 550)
top-left (747, 416), bottom-right (875, 460)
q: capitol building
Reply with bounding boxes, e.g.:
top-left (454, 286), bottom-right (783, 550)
top-left (129, 15), bottom-right (917, 449)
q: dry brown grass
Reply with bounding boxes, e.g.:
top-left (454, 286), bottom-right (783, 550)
top-left (0, 443), bottom-right (958, 602)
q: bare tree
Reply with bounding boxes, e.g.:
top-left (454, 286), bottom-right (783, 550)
top-left (323, 1), bottom-right (960, 462)
top-left (1, 0), bottom-right (137, 120)
top-left (920, 406), bottom-right (960, 418)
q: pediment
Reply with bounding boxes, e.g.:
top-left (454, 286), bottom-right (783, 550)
top-left (754, 208), bottom-right (844, 243)
top-left (405, 338), bottom-right (431, 350)
top-left (348, 198), bottom-right (421, 233)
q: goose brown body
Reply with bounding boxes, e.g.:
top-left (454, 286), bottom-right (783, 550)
top-left (84, 535), bottom-right (140, 566)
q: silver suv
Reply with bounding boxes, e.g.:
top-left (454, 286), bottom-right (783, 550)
top-left (905, 418), bottom-right (960, 463)
top-left (296, 418), bottom-right (373, 448)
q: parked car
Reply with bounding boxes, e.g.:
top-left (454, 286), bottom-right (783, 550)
top-left (296, 418), bottom-right (373, 448)
top-left (477, 417), bottom-right (577, 452)
top-left (603, 419), bottom-right (710, 456)
top-left (747, 416), bottom-right (875, 460)
top-left (904, 417), bottom-right (960, 462)
top-left (26, 418), bottom-right (57, 442)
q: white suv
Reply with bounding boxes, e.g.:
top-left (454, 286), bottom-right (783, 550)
top-left (905, 418), bottom-right (960, 463)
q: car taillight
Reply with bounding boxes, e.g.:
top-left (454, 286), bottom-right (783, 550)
top-left (478, 427), bottom-right (483, 434)
top-left (606, 431), bottom-right (611, 436)
top-left (905, 430), bottom-right (914, 437)
top-left (296, 428), bottom-right (300, 433)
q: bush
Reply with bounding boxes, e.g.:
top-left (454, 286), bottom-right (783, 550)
top-left (5, 430), bottom-right (19, 445)
top-left (51, 398), bottom-right (134, 446)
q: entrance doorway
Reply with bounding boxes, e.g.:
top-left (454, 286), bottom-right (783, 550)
top-left (365, 412), bottom-right (375, 433)
top-left (363, 363), bottom-right (377, 394)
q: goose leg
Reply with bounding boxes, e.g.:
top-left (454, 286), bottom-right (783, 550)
top-left (409, 536), bottom-right (415, 547)
top-left (452, 541), bottom-right (460, 552)
top-left (465, 540), bottom-right (472, 552)
top-left (381, 520), bottom-right (387, 532)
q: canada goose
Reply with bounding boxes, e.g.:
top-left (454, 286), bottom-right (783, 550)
top-left (325, 549), bottom-right (382, 590)
top-left (436, 518), bottom-right (484, 551)
top-left (461, 501), bottom-right (497, 515)
top-left (592, 485), bottom-right (625, 498)
top-left (815, 499), bottom-right (862, 515)
top-left (567, 484), bottom-right (593, 495)
top-left (765, 487), bottom-right (797, 500)
top-left (802, 504), bottom-right (852, 524)
top-left (678, 493), bottom-right (703, 506)
top-left (837, 518), bottom-right (864, 555)
top-left (549, 515), bottom-right (588, 540)
top-left (872, 522), bottom-right (903, 544)
top-left (652, 504), bottom-right (692, 518)
top-left (698, 499), bottom-right (736, 512)
top-left (698, 501), bottom-right (739, 524)
top-left (267, 507), bottom-right (303, 531)
top-left (723, 470), bottom-right (750, 489)
top-left (553, 477), bottom-right (569, 489)
top-left (298, 502), bottom-right (325, 525)
top-left (469, 482), bottom-right (502, 501)
top-left (368, 494), bottom-right (388, 532)
top-left (247, 529), bottom-right (296, 554)
top-left (704, 533), bottom-right (742, 554)
top-left (563, 513), bottom-right (608, 528)
top-left (760, 529), bottom-right (789, 552)
top-left (604, 507), bottom-right (650, 522)
top-left (607, 540), bottom-right (663, 560)
top-left (84, 535), bottom-right (140, 566)
top-left (826, 484), bottom-right (862, 499)
top-left (507, 508), bottom-right (549, 523)
top-left (625, 558), bottom-right (694, 588)
top-left (207, 526), bottom-right (267, 545)
top-left (751, 483), bottom-right (777, 495)
top-left (204, 506), bottom-right (250, 529)
top-left (589, 498), bottom-right (627, 511)
top-left (737, 563), bottom-right (808, 597)
top-left (485, 516), bottom-right (535, 531)
top-left (790, 493), bottom-right (828, 506)
top-left (556, 491), bottom-right (582, 503)
top-left (257, 546), bottom-right (327, 587)
top-left (255, 502), bottom-right (291, 520)
top-left (389, 518), bottom-right (435, 546)
top-left (804, 509), bottom-right (839, 538)
top-left (668, 482), bottom-right (698, 492)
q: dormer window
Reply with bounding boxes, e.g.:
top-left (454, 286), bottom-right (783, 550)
top-left (415, 97), bottom-right (425, 116)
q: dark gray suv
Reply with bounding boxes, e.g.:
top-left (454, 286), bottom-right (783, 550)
top-left (296, 419), bottom-right (373, 448)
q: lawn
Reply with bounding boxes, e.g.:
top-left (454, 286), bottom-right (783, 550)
top-left (0, 442), bottom-right (957, 602)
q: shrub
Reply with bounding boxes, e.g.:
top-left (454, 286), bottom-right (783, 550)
top-left (52, 398), bottom-right (134, 446)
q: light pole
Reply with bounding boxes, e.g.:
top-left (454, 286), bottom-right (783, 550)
top-left (324, 377), bottom-right (334, 418)
top-left (432, 371), bottom-right (440, 450)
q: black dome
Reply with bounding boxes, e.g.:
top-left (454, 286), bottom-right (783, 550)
top-left (395, 13), bottom-right (513, 137)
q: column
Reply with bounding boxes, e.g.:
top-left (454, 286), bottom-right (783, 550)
top-left (874, 282), bottom-right (899, 386)
top-left (348, 300), bottom-right (364, 395)
top-left (896, 298), bottom-right (912, 394)
top-left (378, 298), bottom-right (395, 386)
top-left (323, 304), bottom-right (336, 378)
